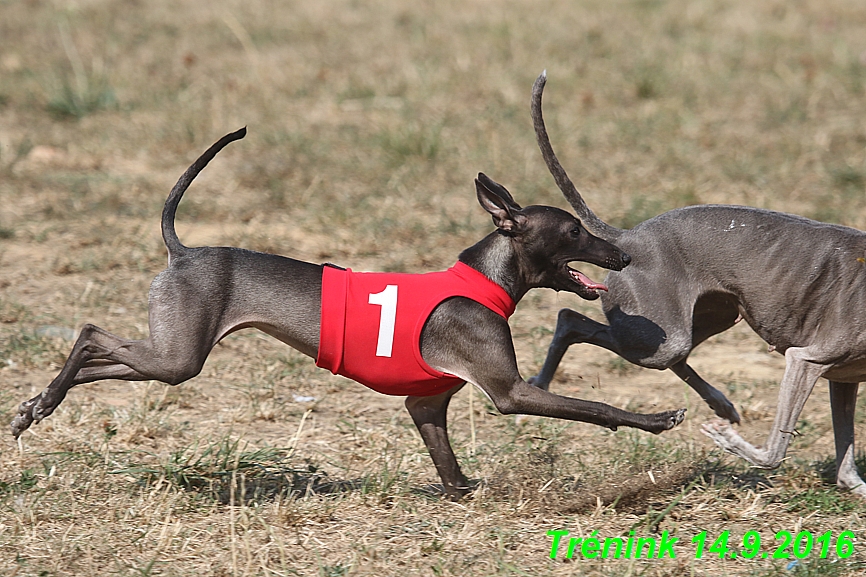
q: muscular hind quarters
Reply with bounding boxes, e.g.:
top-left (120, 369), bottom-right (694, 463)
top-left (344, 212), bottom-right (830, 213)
top-left (72, 323), bottom-right (208, 386)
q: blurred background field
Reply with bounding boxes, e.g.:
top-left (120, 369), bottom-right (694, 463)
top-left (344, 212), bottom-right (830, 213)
top-left (1, 0), bottom-right (866, 575)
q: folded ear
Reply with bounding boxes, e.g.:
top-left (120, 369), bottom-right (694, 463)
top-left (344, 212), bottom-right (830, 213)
top-left (476, 173), bottom-right (526, 233)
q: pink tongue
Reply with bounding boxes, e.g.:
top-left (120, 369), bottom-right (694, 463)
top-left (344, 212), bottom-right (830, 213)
top-left (573, 270), bottom-right (608, 291)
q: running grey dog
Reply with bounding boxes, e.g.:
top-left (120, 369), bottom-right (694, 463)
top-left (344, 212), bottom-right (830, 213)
top-left (10, 127), bottom-right (685, 500)
top-left (529, 71), bottom-right (866, 497)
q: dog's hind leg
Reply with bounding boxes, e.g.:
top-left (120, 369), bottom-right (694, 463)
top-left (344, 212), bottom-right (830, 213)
top-left (702, 347), bottom-right (825, 469)
top-left (11, 323), bottom-right (210, 437)
top-left (829, 381), bottom-right (866, 496)
top-left (405, 384), bottom-right (468, 500)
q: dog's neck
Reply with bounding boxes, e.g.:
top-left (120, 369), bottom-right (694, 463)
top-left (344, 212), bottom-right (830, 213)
top-left (458, 232), bottom-right (527, 303)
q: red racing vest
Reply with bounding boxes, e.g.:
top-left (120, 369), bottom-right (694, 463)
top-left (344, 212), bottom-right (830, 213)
top-left (316, 261), bottom-right (516, 396)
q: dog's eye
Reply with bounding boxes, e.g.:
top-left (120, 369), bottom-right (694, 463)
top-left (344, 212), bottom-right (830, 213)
top-left (570, 227), bottom-right (582, 237)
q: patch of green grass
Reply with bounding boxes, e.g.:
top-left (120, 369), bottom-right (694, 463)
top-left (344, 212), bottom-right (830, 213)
top-left (377, 122), bottom-right (443, 166)
top-left (781, 488), bottom-right (861, 514)
top-left (467, 418), bottom-right (586, 505)
top-left (114, 437), bottom-right (335, 504)
top-left (126, 558), bottom-right (164, 577)
top-left (812, 452), bottom-right (866, 485)
top-left (46, 23), bottom-right (117, 120)
top-left (0, 452), bottom-right (105, 499)
top-left (627, 58), bottom-right (669, 101)
top-left (721, 153), bottom-right (767, 186)
top-left (763, 94), bottom-right (808, 127)
top-left (318, 561), bottom-right (352, 577)
top-left (808, 165), bottom-right (866, 225)
top-left (830, 166), bottom-right (865, 191)
top-left (0, 469), bottom-right (39, 497)
top-left (47, 75), bottom-right (116, 119)
top-left (612, 195), bottom-right (669, 229)
top-left (746, 557), bottom-right (863, 577)
top-left (0, 299), bottom-right (28, 324)
top-left (359, 448), bottom-right (410, 502)
top-left (842, 58), bottom-right (866, 95)
top-left (635, 75), bottom-right (660, 100)
top-left (338, 83), bottom-right (376, 102)
top-left (607, 429), bottom-right (688, 472)
top-left (0, 329), bottom-right (68, 369)
top-left (699, 457), bottom-right (775, 492)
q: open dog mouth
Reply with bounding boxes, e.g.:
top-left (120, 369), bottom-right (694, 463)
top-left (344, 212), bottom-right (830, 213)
top-left (568, 265), bottom-right (608, 293)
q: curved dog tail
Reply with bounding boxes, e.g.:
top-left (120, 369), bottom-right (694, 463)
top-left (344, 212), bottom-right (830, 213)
top-left (531, 71), bottom-right (623, 241)
top-left (162, 127), bottom-right (247, 260)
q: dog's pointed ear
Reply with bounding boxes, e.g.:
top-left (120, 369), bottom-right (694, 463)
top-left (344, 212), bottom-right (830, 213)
top-left (476, 173), bottom-right (527, 233)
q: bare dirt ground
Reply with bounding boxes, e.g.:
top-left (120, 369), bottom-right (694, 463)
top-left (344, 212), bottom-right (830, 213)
top-left (2, 0), bottom-right (866, 575)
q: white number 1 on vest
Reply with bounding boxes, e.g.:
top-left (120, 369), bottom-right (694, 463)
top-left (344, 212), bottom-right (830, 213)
top-left (368, 285), bottom-right (398, 357)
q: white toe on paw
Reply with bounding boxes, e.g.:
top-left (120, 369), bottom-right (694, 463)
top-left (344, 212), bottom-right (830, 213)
top-left (701, 420), bottom-right (735, 447)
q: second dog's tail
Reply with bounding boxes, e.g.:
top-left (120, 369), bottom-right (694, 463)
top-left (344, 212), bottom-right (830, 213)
top-left (531, 71), bottom-right (623, 241)
top-left (162, 127), bottom-right (247, 259)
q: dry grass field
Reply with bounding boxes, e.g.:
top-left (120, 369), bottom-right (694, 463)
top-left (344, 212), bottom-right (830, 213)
top-left (2, 0), bottom-right (866, 575)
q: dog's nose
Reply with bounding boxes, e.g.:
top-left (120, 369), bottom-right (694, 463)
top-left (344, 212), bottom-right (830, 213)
top-left (621, 252), bottom-right (631, 266)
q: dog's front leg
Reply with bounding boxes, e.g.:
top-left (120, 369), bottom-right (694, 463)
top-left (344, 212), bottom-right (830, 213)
top-left (528, 308), bottom-right (604, 390)
top-left (486, 376), bottom-right (685, 434)
top-left (513, 333), bottom-right (686, 432)
top-left (670, 360), bottom-right (740, 424)
top-left (405, 384), bottom-right (469, 500)
top-left (432, 311), bottom-right (686, 434)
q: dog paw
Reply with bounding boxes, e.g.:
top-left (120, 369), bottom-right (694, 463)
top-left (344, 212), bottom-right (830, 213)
top-left (707, 397), bottom-right (741, 424)
top-left (9, 415), bottom-right (29, 438)
top-left (10, 397), bottom-right (39, 438)
top-left (701, 418), bottom-right (728, 436)
top-left (664, 408), bottom-right (686, 429)
top-left (837, 470), bottom-right (866, 497)
top-left (700, 419), bottom-right (742, 451)
top-left (650, 408), bottom-right (686, 433)
top-left (30, 395), bottom-right (55, 423)
top-left (702, 420), bottom-right (784, 468)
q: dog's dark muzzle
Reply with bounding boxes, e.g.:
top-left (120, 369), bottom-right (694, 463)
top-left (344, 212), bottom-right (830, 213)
top-left (603, 251), bottom-right (631, 271)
